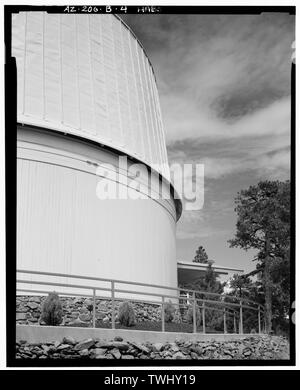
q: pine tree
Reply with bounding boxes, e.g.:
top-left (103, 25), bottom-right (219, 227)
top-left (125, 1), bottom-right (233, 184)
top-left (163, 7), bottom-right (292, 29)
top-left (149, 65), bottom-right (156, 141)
top-left (193, 245), bottom-right (209, 263)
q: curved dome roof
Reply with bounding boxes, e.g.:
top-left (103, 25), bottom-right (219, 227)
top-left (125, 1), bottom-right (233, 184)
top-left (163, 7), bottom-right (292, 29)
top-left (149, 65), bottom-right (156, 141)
top-left (12, 12), bottom-right (170, 180)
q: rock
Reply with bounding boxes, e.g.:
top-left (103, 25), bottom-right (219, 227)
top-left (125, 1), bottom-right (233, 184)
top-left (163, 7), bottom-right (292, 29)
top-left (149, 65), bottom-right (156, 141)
top-left (57, 344), bottom-right (72, 351)
top-left (173, 351), bottom-right (186, 360)
top-left (223, 349), bottom-right (234, 357)
top-left (97, 304), bottom-right (107, 312)
top-left (29, 297), bottom-right (41, 303)
top-left (27, 302), bottom-right (39, 310)
top-left (54, 341), bottom-right (61, 348)
top-left (190, 346), bottom-right (203, 355)
top-left (79, 349), bottom-right (90, 356)
top-left (153, 342), bottom-right (164, 352)
top-left (16, 308), bottom-right (28, 313)
top-left (28, 317), bottom-right (38, 323)
top-left (130, 342), bottom-right (150, 354)
top-left (110, 348), bottom-right (121, 359)
top-left (16, 313), bottom-right (27, 321)
top-left (169, 343), bottom-right (180, 352)
top-left (68, 318), bottom-right (90, 327)
top-left (96, 341), bottom-right (129, 351)
top-left (74, 339), bottom-right (95, 351)
top-left (112, 342), bottom-right (129, 351)
top-left (114, 336), bottom-right (123, 342)
top-left (122, 354), bottom-right (134, 359)
top-left (93, 348), bottom-right (106, 357)
top-left (190, 352), bottom-right (198, 360)
top-left (79, 314), bottom-right (91, 322)
top-left (62, 336), bottom-right (76, 345)
top-left (243, 350), bottom-right (251, 357)
top-left (96, 312), bottom-right (107, 320)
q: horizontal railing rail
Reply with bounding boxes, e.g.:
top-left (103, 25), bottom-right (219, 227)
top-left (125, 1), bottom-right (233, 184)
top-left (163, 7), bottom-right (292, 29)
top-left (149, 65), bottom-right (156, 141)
top-left (17, 269), bottom-right (264, 309)
top-left (17, 269), bottom-right (265, 334)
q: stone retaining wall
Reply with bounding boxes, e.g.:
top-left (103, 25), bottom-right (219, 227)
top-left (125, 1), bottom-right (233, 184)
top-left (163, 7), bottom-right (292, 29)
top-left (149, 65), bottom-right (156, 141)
top-left (16, 295), bottom-right (182, 326)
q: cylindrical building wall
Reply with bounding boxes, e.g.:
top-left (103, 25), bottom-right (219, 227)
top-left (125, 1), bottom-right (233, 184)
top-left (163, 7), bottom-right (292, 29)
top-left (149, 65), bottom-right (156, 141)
top-left (13, 12), bottom-right (181, 297)
top-left (12, 12), bottom-right (170, 180)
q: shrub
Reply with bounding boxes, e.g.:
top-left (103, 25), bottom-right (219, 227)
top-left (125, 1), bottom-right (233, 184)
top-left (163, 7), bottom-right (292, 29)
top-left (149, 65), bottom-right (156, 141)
top-left (117, 301), bottom-right (136, 327)
top-left (186, 305), bottom-right (201, 325)
top-left (85, 300), bottom-right (94, 313)
top-left (40, 292), bottom-right (63, 326)
top-left (164, 300), bottom-right (176, 323)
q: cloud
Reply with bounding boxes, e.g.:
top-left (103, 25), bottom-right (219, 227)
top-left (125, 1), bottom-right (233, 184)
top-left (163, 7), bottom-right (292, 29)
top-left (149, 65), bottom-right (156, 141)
top-left (122, 13), bottom-right (293, 265)
top-left (162, 95), bottom-right (290, 144)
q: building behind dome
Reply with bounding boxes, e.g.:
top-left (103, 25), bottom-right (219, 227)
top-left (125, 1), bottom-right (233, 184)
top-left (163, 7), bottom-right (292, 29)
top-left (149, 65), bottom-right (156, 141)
top-left (13, 12), bottom-right (182, 296)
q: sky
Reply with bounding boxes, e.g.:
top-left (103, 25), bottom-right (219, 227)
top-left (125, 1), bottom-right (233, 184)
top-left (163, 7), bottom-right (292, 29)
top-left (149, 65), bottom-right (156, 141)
top-left (122, 12), bottom-right (294, 276)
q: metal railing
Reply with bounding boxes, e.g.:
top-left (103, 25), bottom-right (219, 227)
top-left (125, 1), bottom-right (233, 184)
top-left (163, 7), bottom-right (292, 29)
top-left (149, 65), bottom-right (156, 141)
top-left (16, 269), bottom-right (265, 334)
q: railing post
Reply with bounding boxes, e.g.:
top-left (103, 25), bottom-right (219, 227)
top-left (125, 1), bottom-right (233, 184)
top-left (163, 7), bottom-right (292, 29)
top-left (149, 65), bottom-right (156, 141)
top-left (202, 302), bottom-right (206, 334)
top-left (161, 296), bottom-right (165, 332)
top-left (239, 300), bottom-right (243, 334)
top-left (193, 292), bottom-right (197, 334)
top-left (258, 305), bottom-right (261, 334)
top-left (92, 288), bottom-right (96, 328)
top-left (111, 281), bottom-right (115, 330)
top-left (233, 312), bottom-right (237, 334)
top-left (223, 308), bottom-right (227, 334)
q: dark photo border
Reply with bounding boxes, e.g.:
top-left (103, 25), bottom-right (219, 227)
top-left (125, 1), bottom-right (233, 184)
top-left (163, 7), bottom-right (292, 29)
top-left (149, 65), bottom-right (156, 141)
top-left (5, 4), bottom-right (296, 368)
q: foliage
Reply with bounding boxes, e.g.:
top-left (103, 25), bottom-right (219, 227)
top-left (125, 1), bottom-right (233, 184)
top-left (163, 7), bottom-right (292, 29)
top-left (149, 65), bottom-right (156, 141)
top-left (117, 301), bottom-right (136, 327)
top-left (40, 292), bottom-right (63, 326)
top-left (186, 305), bottom-right (201, 325)
top-left (193, 245), bottom-right (209, 263)
top-left (164, 300), bottom-right (176, 323)
top-left (180, 264), bottom-right (225, 330)
top-left (85, 300), bottom-right (93, 313)
top-left (228, 180), bottom-right (290, 334)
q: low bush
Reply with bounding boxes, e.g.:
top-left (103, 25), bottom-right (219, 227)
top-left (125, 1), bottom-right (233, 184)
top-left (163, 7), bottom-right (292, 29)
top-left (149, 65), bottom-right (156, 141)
top-left (186, 305), bottom-right (201, 325)
top-left (117, 301), bottom-right (136, 327)
top-left (40, 292), bottom-right (63, 326)
top-left (164, 300), bottom-right (176, 323)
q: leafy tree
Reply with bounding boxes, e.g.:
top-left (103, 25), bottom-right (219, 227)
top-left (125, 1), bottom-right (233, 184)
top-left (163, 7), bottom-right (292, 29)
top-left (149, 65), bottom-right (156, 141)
top-left (229, 274), bottom-right (252, 298)
top-left (226, 274), bottom-right (264, 333)
top-left (228, 180), bottom-right (290, 333)
top-left (193, 245), bottom-right (209, 263)
top-left (180, 262), bottom-right (225, 331)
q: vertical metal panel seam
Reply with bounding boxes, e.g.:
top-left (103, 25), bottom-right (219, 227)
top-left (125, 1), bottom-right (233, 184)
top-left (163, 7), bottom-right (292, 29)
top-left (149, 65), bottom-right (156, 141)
top-left (127, 29), bottom-right (143, 159)
top-left (141, 53), bottom-right (155, 164)
top-left (151, 73), bottom-right (165, 173)
top-left (152, 72), bottom-right (167, 175)
top-left (152, 77), bottom-right (168, 177)
top-left (42, 12), bottom-right (45, 120)
top-left (111, 15), bottom-right (124, 147)
top-left (154, 80), bottom-right (169, 176)
top-left (120, 19), bottom-right (134, 155)
top-left (59, 14), bottom-right (64, 124)
top-left (148, 65), bottom-right (164, 174)
top-left (74, 15), bottom-right (81, 130)
top-left (136, 41), bottom-right (151, 165)
top-left (139, 43), bottom-right (153, 165)
top-left (99, 15), bottom-right (111, 143)
top-left (22, 12), bottom-right (28, 115)
top-left (133, 39), bottom-right (147, 162)
top-left (144, 54), bottom-right (160, 170)
top-left (88, 15), bottom-right (97, 135)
